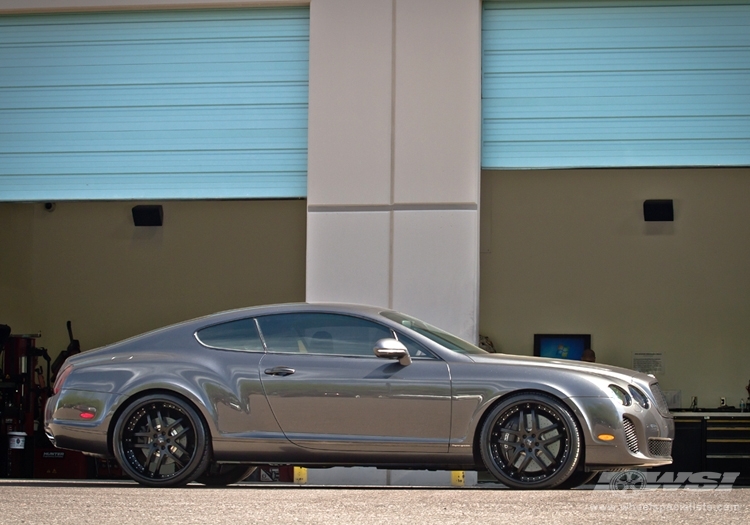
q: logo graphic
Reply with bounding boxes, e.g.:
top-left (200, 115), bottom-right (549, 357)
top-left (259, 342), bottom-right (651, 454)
top-left (609, 470), bottom-right (648, 493)
top-left (595, 471), bottom-right (740, 492)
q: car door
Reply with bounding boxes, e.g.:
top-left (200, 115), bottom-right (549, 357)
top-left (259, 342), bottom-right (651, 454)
top-left (193, 317), bottom-right (288, 446)
top-left (256, 312), bottom-right (452, 453)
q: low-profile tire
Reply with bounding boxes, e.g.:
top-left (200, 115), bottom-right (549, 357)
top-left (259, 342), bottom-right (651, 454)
top-left (479, 393), bottom-right (582, 489)
top-left (196, 463), bottom-right (257, 487)
top-left (113, 394), bottom-right (210, 487)
top-left (555, 470), bottom-right (599, 489)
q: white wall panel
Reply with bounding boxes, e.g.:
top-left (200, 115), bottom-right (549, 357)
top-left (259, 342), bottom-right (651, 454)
top-left (392, 210), bottom-right (479, 343)
top-left (306, 0), bottom-right (481, 342)
top-left (306, 211), bottom-right (391, 307)
top-left (394, 0), bottom-right (481, 204)
top-left (307, 0), bottom-right (393, 206)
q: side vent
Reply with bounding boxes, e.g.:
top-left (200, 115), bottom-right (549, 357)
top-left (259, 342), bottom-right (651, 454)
top-left (623, 417), bottom-right (639, 454)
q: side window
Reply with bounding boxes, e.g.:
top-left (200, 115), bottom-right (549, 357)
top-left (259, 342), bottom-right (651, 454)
top-left (394, 332), bottom-right (437, 359)
top-left (195, 318), bottom-right (264, 352)
top-left (256, 313), bottom-right (392, 357)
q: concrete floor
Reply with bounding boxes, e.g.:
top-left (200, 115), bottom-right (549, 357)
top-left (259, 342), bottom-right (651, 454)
top-left (1, 480), bottom-right (749, 525)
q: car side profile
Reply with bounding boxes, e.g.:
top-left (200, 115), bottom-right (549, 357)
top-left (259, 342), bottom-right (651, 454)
top-left (45, 303), bottom-right (673, 488)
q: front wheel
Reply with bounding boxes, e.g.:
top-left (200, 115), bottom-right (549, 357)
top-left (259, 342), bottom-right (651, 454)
top-left (113, 394), bottom-right (210, 487)
top-left (479, 393), bottom-right (582, 489)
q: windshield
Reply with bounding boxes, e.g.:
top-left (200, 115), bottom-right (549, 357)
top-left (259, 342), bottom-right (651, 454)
top-left (380, 311), bottom-right (488, 356)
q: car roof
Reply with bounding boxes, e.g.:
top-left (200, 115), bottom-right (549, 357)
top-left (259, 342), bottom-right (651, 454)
top-left (157, 302), bottom-right (394, 338)
top-left (202, 302), bottom-right (388, 322)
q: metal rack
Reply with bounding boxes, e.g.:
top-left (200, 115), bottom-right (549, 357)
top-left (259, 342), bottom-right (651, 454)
top-left (1, 331), bottom-right (51, 478)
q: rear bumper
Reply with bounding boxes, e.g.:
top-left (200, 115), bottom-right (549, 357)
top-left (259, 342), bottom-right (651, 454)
top-left (44, 389), bottom-right (123, 457)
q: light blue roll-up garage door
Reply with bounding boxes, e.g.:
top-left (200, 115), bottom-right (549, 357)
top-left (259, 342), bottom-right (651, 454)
top-left (0, 8), bottom-right (309, 201)
top-left (482, 1), bottom-right (750, 168)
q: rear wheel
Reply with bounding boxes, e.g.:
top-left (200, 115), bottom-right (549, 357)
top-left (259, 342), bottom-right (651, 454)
top-left (113, 394), bottom-right (210, 487)
top-left (480, 393), bottom-right (582, 489)
top-left (196, 463), bottom-right (257, 486)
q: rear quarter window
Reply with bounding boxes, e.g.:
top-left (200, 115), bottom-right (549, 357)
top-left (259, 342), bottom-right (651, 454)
top-left (195, 318), bottom-right (264, 352)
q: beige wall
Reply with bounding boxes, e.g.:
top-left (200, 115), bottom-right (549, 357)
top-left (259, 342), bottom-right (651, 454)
top-left (0, 200), bottom-right (306, 357)
top-left (306, 0), bottom-right (481, 342)
top-left (0, 204), bottom-right (34, 331)
top-left (480, 168), bottom-right (750, 408)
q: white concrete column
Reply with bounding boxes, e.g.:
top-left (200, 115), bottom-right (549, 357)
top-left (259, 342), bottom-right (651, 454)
top-left (306, 0), bottom-right (481, 342)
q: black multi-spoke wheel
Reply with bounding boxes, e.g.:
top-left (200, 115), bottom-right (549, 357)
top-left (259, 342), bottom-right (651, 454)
top-left (196, 463), bottom-right (257, 486)
top-left (113, 394), bottom-right (209, 487)
top-left (480, 393), bottom-right (581, 489)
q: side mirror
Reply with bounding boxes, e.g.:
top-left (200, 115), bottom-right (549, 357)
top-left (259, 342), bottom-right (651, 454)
top-left (373, 338), bottom-right (411, 366)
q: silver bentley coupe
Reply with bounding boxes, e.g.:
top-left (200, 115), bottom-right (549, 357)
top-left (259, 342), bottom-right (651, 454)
top-left (45, 303), bottom-right (673, 489)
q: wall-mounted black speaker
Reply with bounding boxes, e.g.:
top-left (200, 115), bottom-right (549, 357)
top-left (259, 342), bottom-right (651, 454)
top-left (643, 200), bottom-right (673, 222)
top-left (132, 205), bottom-right (163, 227)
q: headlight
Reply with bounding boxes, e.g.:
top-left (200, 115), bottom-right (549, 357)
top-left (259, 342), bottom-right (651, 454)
top-left (629, 386), bottom-right (650, 409)
top-left (609, 385), bottom-right (632, 406)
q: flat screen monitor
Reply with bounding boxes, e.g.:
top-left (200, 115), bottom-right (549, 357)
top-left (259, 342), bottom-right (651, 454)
top-left (533, 334), bottom-right (591, 361)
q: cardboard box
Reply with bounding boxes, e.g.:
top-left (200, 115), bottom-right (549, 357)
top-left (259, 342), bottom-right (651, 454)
top-left (33, 449), bottom-right (88, 479)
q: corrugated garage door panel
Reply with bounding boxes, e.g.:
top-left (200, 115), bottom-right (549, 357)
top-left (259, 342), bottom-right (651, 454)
top-left (482, 1), bottom-right (750, 168)
top-left (0, 8), bottom-right (309, 201)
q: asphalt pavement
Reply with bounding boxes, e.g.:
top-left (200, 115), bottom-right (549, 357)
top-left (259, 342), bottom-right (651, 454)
top-left (1, 480), bottom-right (749, 525)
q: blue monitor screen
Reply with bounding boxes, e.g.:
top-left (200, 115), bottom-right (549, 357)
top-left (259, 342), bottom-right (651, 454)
top-left (534, 334), bottom-right (591, 360)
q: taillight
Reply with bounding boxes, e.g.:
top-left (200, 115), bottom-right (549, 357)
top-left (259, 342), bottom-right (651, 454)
top-left (53, 364), bottom-right (73, 395)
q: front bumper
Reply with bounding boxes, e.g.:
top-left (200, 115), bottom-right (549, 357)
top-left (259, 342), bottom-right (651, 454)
top-left (569, 396), bottom-right (674, 470)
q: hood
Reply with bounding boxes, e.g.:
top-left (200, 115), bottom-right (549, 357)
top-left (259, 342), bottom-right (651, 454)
top-left (469, 352), bottom-right (653, 385)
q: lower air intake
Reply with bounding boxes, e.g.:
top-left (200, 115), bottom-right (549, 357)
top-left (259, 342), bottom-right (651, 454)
top-left (648, 438), bottom-right (673, 457)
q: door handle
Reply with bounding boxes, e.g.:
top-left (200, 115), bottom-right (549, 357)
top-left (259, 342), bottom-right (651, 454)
top-left (264, 366), bottom-right (296, 377)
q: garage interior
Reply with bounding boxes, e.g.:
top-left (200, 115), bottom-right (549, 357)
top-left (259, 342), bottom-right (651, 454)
top-left (0, 198), bottom-right (307, 477)
top-left (480, 167), bottom-right (750, 406)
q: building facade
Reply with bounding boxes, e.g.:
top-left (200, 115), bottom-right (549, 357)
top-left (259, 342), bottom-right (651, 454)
top-left (1, 0), bottom-right (750, 483)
